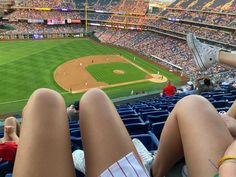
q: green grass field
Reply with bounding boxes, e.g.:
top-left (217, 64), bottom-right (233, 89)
top-left (0, 38), bottom-right (181, 113)
top-left (86, 62), bottom-right (148, 84)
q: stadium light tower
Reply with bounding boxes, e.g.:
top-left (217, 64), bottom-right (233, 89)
top-left (85, 0), bottom-right (88, 33)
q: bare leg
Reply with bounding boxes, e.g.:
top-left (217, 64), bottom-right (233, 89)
top-left (227, 100), bottom-right (236, 119)
top-left (151, 95), bottom-right (233, 177)
top-left (13, 89), bottom-right (76, 177)
top-left (219, 51), bottom-right (236, 68)
top-left (79, 88), bottom-right (142, 177)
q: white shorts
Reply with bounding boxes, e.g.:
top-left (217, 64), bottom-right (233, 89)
top-left (99, 152), bottom-right (150, 177)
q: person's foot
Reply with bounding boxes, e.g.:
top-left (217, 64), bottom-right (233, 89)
top-left (132, 138), bottom-right (155, 172)
top-left (72, 149), bottom-right (85, 174)
top-left (187, 33), bottom-right (220, 71)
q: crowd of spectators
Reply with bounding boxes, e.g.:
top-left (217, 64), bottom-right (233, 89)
top-left (169, 0), bottom-right (236, 13)
top-left (144, 19), bottom-right (236, 46)
top-left (159, 9), bottom-right (236, 28)
top-left (5, 9), bottom-right (82, 21)
top-left (17, 0), bottom-right (75, 8)
top-left (109, 0), bottom-right (149, 14)
top-left (95, 28), bottom-right (235, 81)
top-left (1, 22), bottom-right (85, 34)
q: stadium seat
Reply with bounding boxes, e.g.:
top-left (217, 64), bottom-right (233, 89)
top-left (125, 123), bottom-right (149, 135)
top-left (75, 169), bottom-right (84, 177)
top-left (0, 161), bottom-right (13, 177)
top-left (120, 113), bottom-right (139, 119)
top-left (167, 105), bottom-right (175, 112)
top-left (136, 108), bottom-right (158, 114)
top-left (212, 94), bottom-right (224, 101)
top-left (118, 110), bottom-right (136, 116)
top-left (69, 123), bottom-right (80, 129)
top-left (230, 90), bottom-right (236, 95)
top-left (217, 107), bottom-right (229, 112)
top-left (147, 114), bottom-right (169, 124)
top-left (122, 117), bottom-right (144, 125)
top-left (224, 95), bottom-right (236, 101)
top-left (131, 134), bottom-right (158, 151)
top-left (0, 132), bottom-right (4, 138)
top-left (135, 106), bottom-right (155, 112)
top-left (71, 136), bottom-right (83, 150)
top-left (71, 130), bottom-right (81, 138)
top-left (212, 100), bottom-right (228, 108)
top-left (152, 122), bottom-right (165, 139)
top-left (141, 110), bottom-right (169, 121)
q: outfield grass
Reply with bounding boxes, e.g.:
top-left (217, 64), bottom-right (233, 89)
top-left (86, 62), bottom-right (148, 84)
top-left (0, 38), bottom-right (181, 113)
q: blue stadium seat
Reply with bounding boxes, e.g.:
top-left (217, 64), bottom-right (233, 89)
top-left (69, 123), bottom-right (79, 129)
top-left (167, 105), bottom-right (175, 112)
top-left (147, 114), bottom-right (169, 124)
top-left (131, 134), bottom-right (158, 151)
top-left (71, 137), bottom-right (83, 150)
top-left (5, 174), bottom-right (12, 177)
top-left (230, 90), bottom-right (236, 95)
top-left (126, 123), bottom-right (148, 135)
top-left (120, 113), bottom-right (139, 119)
top-left (122, 118), bottom-right (143, 125)
top-left (135, 106), bottom-right (156, 112)
top-left (0, 132), bottom-right (4, 138)
top-left (141, 110), bottom-right (169, 121)
top-left (212, 94), bottom-right (224, 101)
top-left (228, 101), bottom-right (234, 107)
top-left (0, 161), bottom-right (13, 177)
top-left (118, 110), bottom-right (136, 116)
top-left (69, 120), bottom-right (78, 124)
top-left (224, 95), bottom-right (236, 101)
top-left (71, 130), bottom-right (81, 137)
top-left (212, 100), bottom-right (228, 108)
top-left (75, 169), bottom-right (84, 177)
top-left (217, 107), bottom-right (229, 112)
top-left (152, 122), bottom-right (165, 139)
top-left (136, 108), bottom-right (157, 114)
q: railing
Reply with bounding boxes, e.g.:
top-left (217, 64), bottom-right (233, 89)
top-left (0, 32), bottom-right (91, 40)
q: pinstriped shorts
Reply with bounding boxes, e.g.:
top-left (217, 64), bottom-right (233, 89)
top-left (99, 152), bottom-right (150, 177)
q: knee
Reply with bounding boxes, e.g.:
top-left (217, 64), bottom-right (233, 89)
top-left (80, 88), bottom-right (107, 109)
top-left (24, 88), bottom-right (66, 117)
top-left (174, 95), bottom-right (212, 112)
top-left (31, 88), bottom-right (64, 106)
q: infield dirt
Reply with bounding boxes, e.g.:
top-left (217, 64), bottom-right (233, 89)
top-left (54, 55), bottom-right (167, 93)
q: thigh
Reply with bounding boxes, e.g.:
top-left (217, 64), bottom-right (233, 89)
top-left (79, 89), bottom-right (144, 177)
top-left (175, 95), bottom-right (234, 177)
top-left (13, 89), bottom-right (76, 177)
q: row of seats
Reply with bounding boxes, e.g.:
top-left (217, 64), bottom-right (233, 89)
top-left (2, 89), bottom-right (235, 177)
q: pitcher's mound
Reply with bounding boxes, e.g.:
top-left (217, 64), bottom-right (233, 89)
top-left (113, 70), bottom-right (125, 75)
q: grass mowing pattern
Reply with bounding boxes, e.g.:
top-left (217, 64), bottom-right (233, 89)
top-left (0, 38), bottom-right (181, 113)
top-left (86, 62), bottom-right (147, 84)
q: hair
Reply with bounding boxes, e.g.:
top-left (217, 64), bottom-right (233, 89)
top-left (204, 78), bottom-right (211, 87)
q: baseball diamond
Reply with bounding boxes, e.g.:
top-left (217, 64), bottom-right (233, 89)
top-left (0, 38), bottom-right (181, 113)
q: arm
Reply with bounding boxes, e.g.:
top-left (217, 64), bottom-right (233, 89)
top-left (227, 100), bottom-right (236, 119)
top-left (219, 141), bottom-right (236, 177)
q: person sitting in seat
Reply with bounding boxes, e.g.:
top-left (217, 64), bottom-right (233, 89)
top-left (162, 80), bottom-right (176, 97)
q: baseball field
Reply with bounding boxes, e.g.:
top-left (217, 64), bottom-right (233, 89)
top-left (0, 38), bottom-right (181, 113)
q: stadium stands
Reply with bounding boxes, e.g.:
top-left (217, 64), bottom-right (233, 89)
top-left (1, 86), bottom-right (236, 176)
top-left (1, 0), bottom-right (236, 176)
